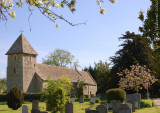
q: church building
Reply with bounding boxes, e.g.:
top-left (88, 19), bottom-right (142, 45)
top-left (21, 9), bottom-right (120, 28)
top-left (6, 34), bottom-right (97, 96)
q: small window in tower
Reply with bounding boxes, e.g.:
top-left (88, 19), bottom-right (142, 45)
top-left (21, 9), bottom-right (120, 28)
top-left (30, 56), bottom-right (32, 62)
top-left (14, 55), bottom-right (17, 61)
top-left (14, 68), bottom-right (16, 74)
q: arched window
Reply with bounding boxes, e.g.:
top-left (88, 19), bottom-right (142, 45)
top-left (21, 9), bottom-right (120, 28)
top-left (14, 55), bottom-right (17, 61)
top-left (14, 68), bottom-right (16, 74)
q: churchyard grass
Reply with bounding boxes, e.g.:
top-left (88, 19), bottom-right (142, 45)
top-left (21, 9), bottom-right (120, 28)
top-left (0, 99), bottom-right (159, 113)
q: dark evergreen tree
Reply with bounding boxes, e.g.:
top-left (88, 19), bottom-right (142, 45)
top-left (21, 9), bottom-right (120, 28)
top-left (7, 87), bottom-right (23, 110)
top-left (110, 31), bottom-right (154, 88)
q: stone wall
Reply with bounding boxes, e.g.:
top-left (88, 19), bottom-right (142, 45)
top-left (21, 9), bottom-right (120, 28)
top-left (23, 54), bottom-right (37, 92)
top-left (83, 85), bottom-right (97, 96)
top-left (7, 54), bottom-right (23, 92)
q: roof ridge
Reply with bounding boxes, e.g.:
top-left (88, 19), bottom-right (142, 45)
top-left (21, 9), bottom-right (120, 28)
top-left (37, 63), bottom-right (80, 71)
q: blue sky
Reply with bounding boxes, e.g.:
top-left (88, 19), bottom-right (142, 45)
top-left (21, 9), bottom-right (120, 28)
top-left (0, 0), bottom-right (151, 78)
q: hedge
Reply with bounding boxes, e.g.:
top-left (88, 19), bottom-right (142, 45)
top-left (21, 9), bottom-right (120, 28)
top-left (0, 93), bottom-right (43, 102)
top-left (106, 88), bottom-right (126, 103)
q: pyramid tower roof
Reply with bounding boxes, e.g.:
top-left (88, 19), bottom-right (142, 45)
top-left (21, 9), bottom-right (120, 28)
top-left (6, 34), bottom-right (38, 55)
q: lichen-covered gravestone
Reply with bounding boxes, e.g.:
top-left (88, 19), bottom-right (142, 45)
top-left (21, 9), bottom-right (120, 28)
top-left (96, 104), bottom-right (108, 113)
top-left (22, 105), bottom-right (28, 113)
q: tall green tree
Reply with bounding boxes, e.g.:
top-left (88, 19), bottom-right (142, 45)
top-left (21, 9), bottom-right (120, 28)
top-left (0, 78), bottom-right (7, 93)
top-left (139, 0), bottom-right (160, 50)
top-left (110, 31), bottom-right (154, 88)
top-left (42, 49), bottom-right (80, 68)
top-left (84, 60), bottom-right (110, 94)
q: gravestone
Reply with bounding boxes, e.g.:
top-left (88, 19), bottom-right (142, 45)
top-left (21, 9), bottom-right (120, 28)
top-left (126, 99), bottom-right (135, 112)
top-left (85, 107), bottom-right (91, 113)
top-left (80, 96), bottom-right (84, 103)
top-left (118, 103), bottom-right (132, 113)
top-left (126, 93), bottom-right (141, 102)
top-left (100, 102), bottom-right (108, 108)
top-left (22, 105), bottom-right (28, 113)
top-left (65, 102), bottom-right (73, 113)
top-left (118, 108), bottom-right (131, 113)
top-left (32, 100), bottom-right (39, 110)
top-left (90, 97), bottom-right (96, 105)
top-left (70, 98), bottom-right (75, 104)
top-left (111, 100), bottom-right (121, 113)
top-left (96, 104), bottom-right (108, 113)
top-left (31, 100), bottom-right (40, 113)
top-left (86, 110), bottom-right (99, 113)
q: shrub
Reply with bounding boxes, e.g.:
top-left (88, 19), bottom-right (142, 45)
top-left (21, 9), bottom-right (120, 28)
top-left (106, 88), bottom-right (126, 103)
top-left (43, 75), bottom-right (72, 113)
top-left (96, 98), bottom-right (100, 103)
top-left (7, 87), bottom-right (24, 110)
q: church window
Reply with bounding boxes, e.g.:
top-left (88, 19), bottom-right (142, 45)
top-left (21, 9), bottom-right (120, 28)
top-left (14, 55), bottom-right (17, 61)
top-left (14, 68), bottom-right (16, 74)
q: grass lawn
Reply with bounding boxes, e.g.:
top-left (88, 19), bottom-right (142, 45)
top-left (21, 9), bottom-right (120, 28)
top-left (0, 99), bottom-right (159, 113)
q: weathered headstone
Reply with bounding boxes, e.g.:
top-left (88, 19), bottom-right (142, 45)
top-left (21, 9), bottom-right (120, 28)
top-left (86, 110), bottom-right (99, 113)
top-left (126, 93), bottom-right (141, 102)
top-left (100, 102), bottom-right (108, 108)
top-left (22, 105), bottom-right (28, 113)
top-left (135, 102), bottom-right (139, 109)
top-left (90, 97), bottom-right (96, 105)
top-left (126, 99), bottom-right (135, 112)
top-left (31, 100), bottom-right (40, 113)
top-left (111, 100), bottom-right (121, 113)
top-left (65, 102), bottom-right (73, 113)
top-left (70, 98), bottom-right (75, 104)
top-left (118, 108), bottom-right (131, 113)
top-left (32, 100), bottom-right (39, 110)
top-left (96, 104), bottom-right (108, 113)
top-left (85, 107), bottom-right (91, 113)
top-left (118, 103), bottom-right (132, 113)
top-left (80, 96), bottom-right (84, 103)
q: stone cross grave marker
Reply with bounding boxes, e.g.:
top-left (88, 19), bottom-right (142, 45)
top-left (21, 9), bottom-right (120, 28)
top-left (22, 105), bottom-right (28, 113)
top-left (65, 102), bottom-right (73, 113)
top-left (96, 104), bottom-right (108, 113)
